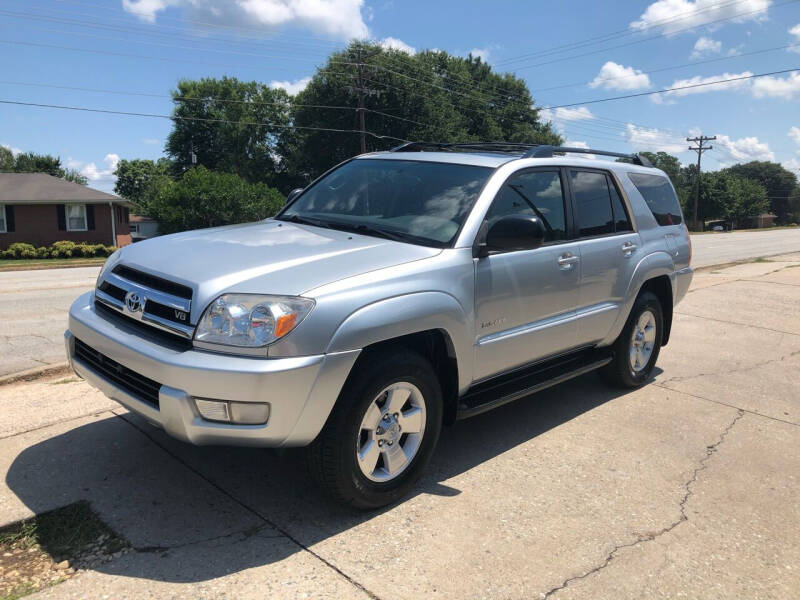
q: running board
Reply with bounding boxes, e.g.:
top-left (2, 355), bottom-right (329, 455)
top-left (456, 348), bottom-right (613, 419)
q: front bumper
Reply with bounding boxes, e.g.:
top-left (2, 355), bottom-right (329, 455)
top-left (66, 292), bottom-right (359, 447)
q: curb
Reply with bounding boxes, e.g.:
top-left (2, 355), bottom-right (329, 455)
top-left (0, 363), bottom-right (72, 387)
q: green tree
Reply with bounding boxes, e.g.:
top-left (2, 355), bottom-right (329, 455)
top-left (285, 43), bottom-right (561, 182)
top-left (0, 146), bottom-right (14, 171)
top-left (114, 158), bottom-right (173, 215)
top-left (639, 152), bottom-right (681, 186)
top-left (727, 176), bottom-right (770, 223)
top-left (62, 168), bottom-right (88, 186)
top-left (166, 77), bottom-right (292, 185)
top-left (148, 166), bottom-right (284, 234)
top-left (725, 161), bottom-right (799, 223)
top-left (13, 152), bottom-right (63, 176)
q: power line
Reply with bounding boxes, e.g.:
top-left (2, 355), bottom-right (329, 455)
top-left (688, 135), bottom-right (717, 230)
top-left (544, 68), bottom-right (800, 109)
top-left (0, 99), bottom-right (411, 142)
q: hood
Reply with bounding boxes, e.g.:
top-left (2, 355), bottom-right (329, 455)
top-left (115, 220), bottom-right (441, 309)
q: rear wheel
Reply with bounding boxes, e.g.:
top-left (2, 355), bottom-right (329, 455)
top-left (307, 348), bottom-right (442, 509)
top-left (602, 291), bottom-right (663, 388)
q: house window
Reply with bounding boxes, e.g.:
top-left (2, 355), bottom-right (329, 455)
top-left (0, 205), bottom-right (6, 233)
top-left (66, 204), bottom-right (87, 231)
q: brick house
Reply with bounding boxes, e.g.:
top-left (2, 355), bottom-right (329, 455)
top-left (0, 173), bottom-right (131, 250)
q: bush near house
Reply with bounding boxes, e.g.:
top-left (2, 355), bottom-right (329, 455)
top-left (0, 241), bottom-right (117, 260)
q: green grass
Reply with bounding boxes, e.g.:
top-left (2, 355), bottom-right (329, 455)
top-left (0, 257), bottom-right (107, 271)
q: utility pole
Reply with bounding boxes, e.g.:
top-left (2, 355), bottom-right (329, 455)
top-left (352, 44), bottom-right (381, 154)
top-left (687, 135), bottom-right (716, 231)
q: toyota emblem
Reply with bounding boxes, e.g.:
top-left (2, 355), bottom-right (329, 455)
top-left (124, 291), bottom-right (145, 313)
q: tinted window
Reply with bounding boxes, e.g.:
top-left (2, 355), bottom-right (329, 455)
top-left (571, 170), bottom-right (614, 237)
top-left (628, 173), bottom-right (683, 226)
top-left (608, 176), bottom-right (633, 231)
top-left (280, 159), bottom-right (492, 246)
top-left (486, 170), bottom-right (566, 242)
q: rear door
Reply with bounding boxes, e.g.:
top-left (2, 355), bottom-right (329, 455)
top-left (568, 168), bottom-right (640, 346)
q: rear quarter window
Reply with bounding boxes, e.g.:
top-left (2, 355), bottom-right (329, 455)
top-left (628, 173), bottom-right (683, 226)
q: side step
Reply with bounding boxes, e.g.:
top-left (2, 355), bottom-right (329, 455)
top-left (456, 347), bottom-right (612, 419)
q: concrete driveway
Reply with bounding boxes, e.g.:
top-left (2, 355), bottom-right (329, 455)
top-left (2, 227), bottom-right (800, 377)
top-left (1, 253), bottom-right (798, 599)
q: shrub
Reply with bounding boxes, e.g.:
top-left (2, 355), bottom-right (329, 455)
top-left (35, 246), bottom-right (50, 259)
top-left (49, 240), bottom-right (78, 258)
top-left (5, 242), bottom-right (37, 259)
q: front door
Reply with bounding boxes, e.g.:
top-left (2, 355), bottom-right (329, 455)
top-left (473, 168), bottom-right (581, 381)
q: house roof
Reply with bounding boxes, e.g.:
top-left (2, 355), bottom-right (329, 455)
top-left (130, 214), bottom-right (157, 223)
top-left (0, 173), bottom-right (129, 204)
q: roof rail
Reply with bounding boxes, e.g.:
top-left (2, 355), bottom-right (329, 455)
top-left (522, 145), bottom-right (653, 167)
top-left (389, 141), bottom-right (654, 167)
top-left (390, 141), bottom-right (540, 153)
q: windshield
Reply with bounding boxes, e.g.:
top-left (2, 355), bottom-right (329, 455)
top-left (278, 159), bottom-right (493, 247)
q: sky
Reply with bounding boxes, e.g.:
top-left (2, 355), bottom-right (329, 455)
top-left (1, 0), bottom-right (799, 192)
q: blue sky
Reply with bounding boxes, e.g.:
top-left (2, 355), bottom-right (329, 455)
top-left (1, 0), bottom-right (799, 192)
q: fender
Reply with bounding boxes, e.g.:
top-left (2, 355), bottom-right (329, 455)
top-left (599, 251), bottom-right (674, 346)
top-left (326, 292), bottom-right (474, 392)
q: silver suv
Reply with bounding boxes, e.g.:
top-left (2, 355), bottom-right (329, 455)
top-left (66, 143), bottom-right (693, 508)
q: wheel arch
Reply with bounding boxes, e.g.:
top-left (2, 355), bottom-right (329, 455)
top-left (639, 274), bottom-right (674, 345)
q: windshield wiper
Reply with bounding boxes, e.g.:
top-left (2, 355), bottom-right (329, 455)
top-left (279, 214), bottom-right (332, 229)
top-left (325, 221), bottom-right (412, 243)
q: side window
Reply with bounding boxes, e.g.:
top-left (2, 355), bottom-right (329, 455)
top-left (485, 170), bottom-right (566, 243)
top-left (607, 175), bottom-right (633, 231)
top-left (628, 173), bottom-right (683, 226)
top-left (571, 170), bottom-right (614, 237)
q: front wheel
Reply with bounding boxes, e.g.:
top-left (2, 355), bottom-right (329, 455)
top-left (306, 348), bottom-right (442, 509)
top-left (601, 291), bottom-right (663, 388)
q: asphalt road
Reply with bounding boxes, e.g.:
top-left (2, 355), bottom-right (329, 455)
top-left (1, 253), bottom-right (798, 598)
top-left (1, 227), bottom-right (800, 376)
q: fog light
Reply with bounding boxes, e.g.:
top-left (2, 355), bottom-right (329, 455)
top-left (194, 398), bottom-right (270, 425)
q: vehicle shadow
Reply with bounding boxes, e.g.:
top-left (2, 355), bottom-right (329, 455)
top-left (5, 372), bottom-right (642, 583)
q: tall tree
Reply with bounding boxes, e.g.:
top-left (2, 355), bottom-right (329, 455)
top-left (166, 77), bottom-right (292, 186)
top-left (0, 146), bottom-right (14, 171)
top-left (13, 152), bottom-right (63, 177)
top-left (114, 158), bottom-right (173, 215)
top-left (62, 169), bottom-right (88, 186)
top-left (285, 43), bottom-right (561, 182)
top-left (724, 161), bottom-right (799, 223)
top-left (148, 166), bottom-right (284, 234)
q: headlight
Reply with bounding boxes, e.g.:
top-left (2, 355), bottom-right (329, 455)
top-left (194, 294), bottom-right (314, 348)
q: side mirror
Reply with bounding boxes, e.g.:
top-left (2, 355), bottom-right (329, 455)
top-left (286, 188), bottom-right (304, 203)
top-left (479, 214), bottom-right (546, 257)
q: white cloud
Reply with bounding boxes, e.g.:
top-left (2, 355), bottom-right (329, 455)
top-left (540, 106), bottom-right (595, 133)
top-left (142, 137), bottom-right (161, 145)
top-left (653, 70), bottom-right (753, 102)
top-left (789, 126), bottom-right (800, 146)
top-left (70, 153), bottom-right (120, 183)
top-left (715, 134), bottom-right (774, 162)
top-left (630, 0), bottom-right (771, 35)
top-left (781, 157), bottom-right (800, 172)
top-left (469, 48), bottom-right (490, 62)
top-left (789, 23), bottom-right (800, 52)
top-left (122, 0), bottom-right (369, 40)
top-left (690, 36), bottom-right (721, 59)
top-left (1, 143), bottom-right (22, 156)
top-left (623, 124), bottom-right (687, 154)
top-left (589, 61), bottom-right (651, 91)
top-left (751, 72), bottom-right (800, 99)
top-left (380, 37), bottom-right (415, 54)
top-left (269, 76), bottom-right (311, 95)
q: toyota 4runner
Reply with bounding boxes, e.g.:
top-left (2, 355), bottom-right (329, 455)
top-left (66, 142), bottom-right (693, 508)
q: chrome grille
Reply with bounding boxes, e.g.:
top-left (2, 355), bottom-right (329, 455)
top-left (95, 265), bottom-right (194, 340)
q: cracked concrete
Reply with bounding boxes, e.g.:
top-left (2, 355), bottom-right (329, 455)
top-left (0, 255), bottom-right (797, 599)
top-left (541, 410), bottom-right (745, 599)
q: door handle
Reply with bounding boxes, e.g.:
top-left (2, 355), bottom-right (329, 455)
top-left (622, 241), bottom-right (637, 257)
top-left (557, 253), bottom-right (580, 270)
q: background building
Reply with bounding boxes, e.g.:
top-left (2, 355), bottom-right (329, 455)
top-left (0, 173), bottom-right (131, 249)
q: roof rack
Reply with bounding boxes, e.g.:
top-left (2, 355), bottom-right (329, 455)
top-left (521, 145), bottom-right (653, 167)
top-left (389, 141), bottom-right (653, 167)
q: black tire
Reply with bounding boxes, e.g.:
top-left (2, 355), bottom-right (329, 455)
top-left (306, 348), bottom-right (443, 509)
top-left (601, 291), bottom-right (663, 388)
